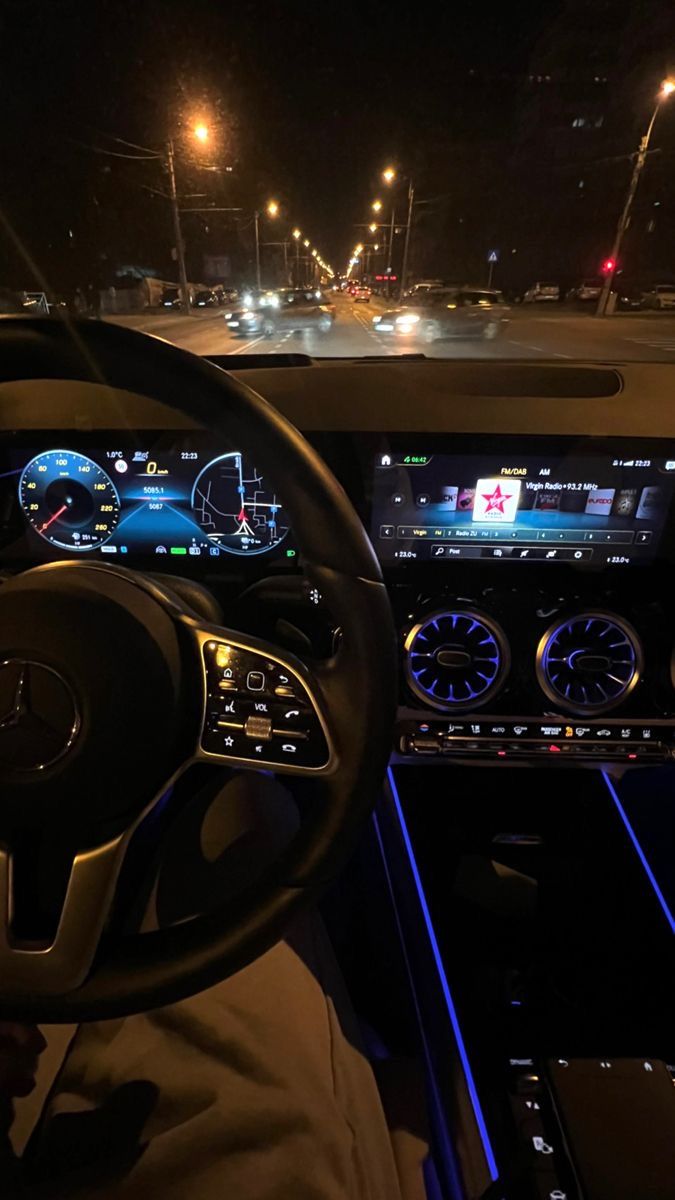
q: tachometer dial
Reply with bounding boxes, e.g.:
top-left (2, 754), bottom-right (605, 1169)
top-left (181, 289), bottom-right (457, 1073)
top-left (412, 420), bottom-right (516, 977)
top-left (19, 450), bottom-right (121, 551)
top-left (190, 451), bottom-right (289, 555)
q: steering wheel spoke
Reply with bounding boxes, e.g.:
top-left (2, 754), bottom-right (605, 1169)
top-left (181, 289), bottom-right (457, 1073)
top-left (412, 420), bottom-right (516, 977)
top-left (189, 620), bottom-right (336, 776)
top-left (0, 833), bottom-right (129, 998)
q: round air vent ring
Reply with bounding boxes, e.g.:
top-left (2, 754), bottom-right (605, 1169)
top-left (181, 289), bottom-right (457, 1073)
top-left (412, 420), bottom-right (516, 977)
top-left (404, 608), bottom-right (509, 712)
top-left (536, 610), bottom-right (642, 714)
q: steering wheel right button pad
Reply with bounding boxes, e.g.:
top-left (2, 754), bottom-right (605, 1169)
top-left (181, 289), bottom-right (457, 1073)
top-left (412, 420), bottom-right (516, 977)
top-left (200, 639), bottom-right (330, 770)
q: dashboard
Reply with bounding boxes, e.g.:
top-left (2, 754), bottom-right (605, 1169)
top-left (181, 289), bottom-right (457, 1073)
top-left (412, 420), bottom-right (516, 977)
top-left (5, 358), bottom-right (675, 769)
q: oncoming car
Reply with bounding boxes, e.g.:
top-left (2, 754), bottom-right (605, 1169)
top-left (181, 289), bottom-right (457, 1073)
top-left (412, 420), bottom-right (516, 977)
top-left (373, 287), bottom-right (509, 343)
top-left (226, 288), bottom-right (336, 337)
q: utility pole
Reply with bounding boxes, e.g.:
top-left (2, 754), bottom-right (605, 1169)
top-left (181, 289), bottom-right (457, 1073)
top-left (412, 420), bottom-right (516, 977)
top-left (254, 211), bottom-right (262, 290)
top-left (399, 179), bottom-right (415, 298)
top-left (597, 80), bottom-right (675, 316)
top-left (166, 139), bottom-right (191, 313)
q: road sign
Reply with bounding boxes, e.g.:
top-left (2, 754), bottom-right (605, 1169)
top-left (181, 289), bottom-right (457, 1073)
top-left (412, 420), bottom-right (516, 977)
top-left (487, 250), bottom-right (499, 263)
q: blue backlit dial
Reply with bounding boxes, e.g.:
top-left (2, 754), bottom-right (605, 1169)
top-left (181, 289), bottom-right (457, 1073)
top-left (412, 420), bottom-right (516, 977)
top-left (190, 451), bottom-right (289, 555)
top-left (19, 450), bottom-right (121, 551)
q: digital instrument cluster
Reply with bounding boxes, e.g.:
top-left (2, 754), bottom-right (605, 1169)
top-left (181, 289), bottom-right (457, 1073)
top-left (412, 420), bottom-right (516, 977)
top-left (371, 445), bottom-right (675, 567)
top-left (5, 440), bottom-right (294, 563)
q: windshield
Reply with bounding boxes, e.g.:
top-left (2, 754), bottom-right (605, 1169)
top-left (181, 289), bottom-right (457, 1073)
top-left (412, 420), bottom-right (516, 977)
top-left (5, 5), bottom-right (675, 361)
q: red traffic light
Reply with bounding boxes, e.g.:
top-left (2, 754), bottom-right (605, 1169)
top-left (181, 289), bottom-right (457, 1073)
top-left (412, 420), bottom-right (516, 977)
top-left (601, 258), bottom-right (616, 275)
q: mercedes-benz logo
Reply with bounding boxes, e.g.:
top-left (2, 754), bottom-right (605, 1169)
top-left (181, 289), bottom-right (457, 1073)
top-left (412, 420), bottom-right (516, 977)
top-left (0, 659), bottom-right (80, 771)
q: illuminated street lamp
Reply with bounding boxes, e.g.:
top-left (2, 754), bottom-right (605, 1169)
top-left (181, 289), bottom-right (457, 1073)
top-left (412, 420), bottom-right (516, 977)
top-left (193, 122), bottom-right (209, 143)
top-left (382, 167), bottom-right (396, 184)
top-left (597, 78), bottom-right (675, 315)
top-left (266, 199), bottom-right (279, 218)
top-left (369, 222), bottom-right (377, 233)
top-left (291, 228), bottom-right (302, 284)
top-left (372, 199), bottom-right (383, 213)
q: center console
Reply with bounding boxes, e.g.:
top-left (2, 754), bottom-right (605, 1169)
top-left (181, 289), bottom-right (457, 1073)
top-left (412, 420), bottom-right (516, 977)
top-left (375, 763), bottom-right (675, 1200)
top-left (360, 434), bottom-right (675, 769)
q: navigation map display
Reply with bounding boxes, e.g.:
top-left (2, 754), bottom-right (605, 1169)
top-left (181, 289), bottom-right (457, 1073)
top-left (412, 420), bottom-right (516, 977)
top-left (372, 448), bottom-right (675, 566)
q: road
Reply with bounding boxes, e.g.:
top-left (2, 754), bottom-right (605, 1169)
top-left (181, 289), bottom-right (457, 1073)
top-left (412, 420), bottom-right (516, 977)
top-left (107, 295), bottom-right (675, 362)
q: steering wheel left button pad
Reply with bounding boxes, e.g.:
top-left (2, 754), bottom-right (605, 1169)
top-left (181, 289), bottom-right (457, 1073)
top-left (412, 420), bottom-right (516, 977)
top-left (201, 639), bottom-right (330, 769)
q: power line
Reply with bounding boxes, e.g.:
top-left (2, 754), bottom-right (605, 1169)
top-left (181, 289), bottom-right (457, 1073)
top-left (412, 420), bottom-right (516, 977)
top-left (68, 137), bottom-right (159, 161)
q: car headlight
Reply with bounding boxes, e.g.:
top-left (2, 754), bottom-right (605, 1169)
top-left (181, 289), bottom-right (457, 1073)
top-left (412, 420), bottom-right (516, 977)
top-left (224, 312), bottom-right (233, 319)
top-left (242, 294), bottom-right (253, 307)
top-left (372, 315), bottom-right (381, 324)
top-left (396, 313), bottom-right (419, 325)
top-left (240, 311), bottom-right (255, 319)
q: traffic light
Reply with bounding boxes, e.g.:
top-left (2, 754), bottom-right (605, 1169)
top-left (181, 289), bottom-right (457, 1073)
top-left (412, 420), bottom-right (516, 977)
top-left (601, 258), bottom-right (616, 274)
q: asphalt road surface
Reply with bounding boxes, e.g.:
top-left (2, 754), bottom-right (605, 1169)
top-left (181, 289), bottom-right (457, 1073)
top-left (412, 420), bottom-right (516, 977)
top-left (108, 294), bottom-right (675, 362)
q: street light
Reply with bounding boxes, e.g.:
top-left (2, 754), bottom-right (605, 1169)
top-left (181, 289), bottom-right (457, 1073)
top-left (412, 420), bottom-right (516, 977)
top-left (369, 222), bottom-right (377, 233)
top-left (372, 199), bottom-right (383, 213)
top-left (597, 78), bottom-right (675, 315)
top-left (253, 200), bottom-right (280, 290)
top-left (193, 123), bottom-right (209, 143)
top-left (292, 228), bottom-right (302, 285)
top-left (383, 167), bottom-right (396, 184)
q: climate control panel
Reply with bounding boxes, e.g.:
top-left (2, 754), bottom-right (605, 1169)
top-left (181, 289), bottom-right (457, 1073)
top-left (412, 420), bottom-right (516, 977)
top-left (396, 715), bottom-right (675, 763)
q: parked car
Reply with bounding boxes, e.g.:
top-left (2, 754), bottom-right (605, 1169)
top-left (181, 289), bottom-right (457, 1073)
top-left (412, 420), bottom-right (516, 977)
top-left (352, 285), bottom-right (371, 303)
top-left (227, 288), bottom-right (336, 337)
top-left (568, 278), bottom-right (603, 302)
top-left (160, 286), bottom-right (181, 309)
top-left (372, 287), bottom-right (509, 344)
top-left (641, 283), bottom-right (675, 310)
top-left (617, 284), bottom-right (642, 310)
top-left (522, 281), bottom-right (560, 303)
top-left (194, 288), bottom-right (219, 308)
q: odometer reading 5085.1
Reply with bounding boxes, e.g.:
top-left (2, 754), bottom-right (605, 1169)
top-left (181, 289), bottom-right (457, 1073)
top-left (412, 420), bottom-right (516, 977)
top-left (19, 450), bottom-right (121, 551)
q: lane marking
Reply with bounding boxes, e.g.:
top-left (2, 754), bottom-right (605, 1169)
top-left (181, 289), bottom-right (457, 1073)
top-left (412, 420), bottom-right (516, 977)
top-left (229, 336), bottom-right (265, 355)
top-left (508, 339), bottom-right (569, 358)
top-left (624, 337), bottom-right (675, 351)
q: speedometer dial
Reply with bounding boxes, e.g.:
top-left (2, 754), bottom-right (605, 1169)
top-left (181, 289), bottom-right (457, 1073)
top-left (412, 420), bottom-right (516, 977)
top-left (190, 452), bottom-right (289, 555)
top-left (19, 450), bottom-right (121, 551)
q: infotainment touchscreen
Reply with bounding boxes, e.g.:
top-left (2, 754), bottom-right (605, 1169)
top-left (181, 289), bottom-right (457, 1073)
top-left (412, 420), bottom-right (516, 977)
top-left (371, 447), bottom-right (675, 566)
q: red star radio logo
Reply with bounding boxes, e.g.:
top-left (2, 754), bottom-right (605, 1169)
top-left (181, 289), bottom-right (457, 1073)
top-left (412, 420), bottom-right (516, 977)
top-left (482, 483), bottom-right (511, 513)
top-left (473, 478), bottom-right (521, 522)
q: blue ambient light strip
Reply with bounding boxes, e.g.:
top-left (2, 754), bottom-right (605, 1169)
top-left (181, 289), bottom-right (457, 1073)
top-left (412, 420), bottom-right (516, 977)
top-left (387, 766), bottom-right (500, 1181)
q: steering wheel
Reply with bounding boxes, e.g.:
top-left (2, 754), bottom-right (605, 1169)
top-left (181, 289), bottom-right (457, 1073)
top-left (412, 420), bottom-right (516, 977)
top-left (0, 318), bottom-right (397, 1021)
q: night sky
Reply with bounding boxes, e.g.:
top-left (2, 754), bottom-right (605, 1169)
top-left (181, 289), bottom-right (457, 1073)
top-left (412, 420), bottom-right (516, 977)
top-left (0, 0), bottom-right (562, 289)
